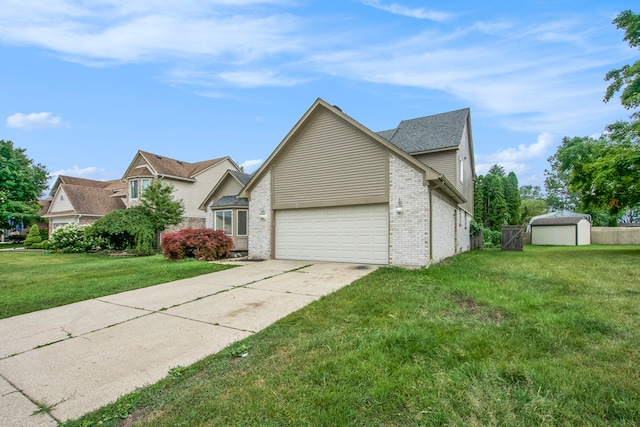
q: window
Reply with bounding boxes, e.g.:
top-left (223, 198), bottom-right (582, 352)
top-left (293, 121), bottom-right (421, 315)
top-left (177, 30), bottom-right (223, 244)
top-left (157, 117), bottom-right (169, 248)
top-left (129, 178), bottom-right (151, 199)
top-left (141, 178), bottom-right (151, 193)
top-left (214, 210), bottom-right (232, 235)
top-left (237, 210), bottom-right (248, 236)
top-left (459, 157), bottom-right (464, 184)
top-left (130, 180), bottom-right (139, 199)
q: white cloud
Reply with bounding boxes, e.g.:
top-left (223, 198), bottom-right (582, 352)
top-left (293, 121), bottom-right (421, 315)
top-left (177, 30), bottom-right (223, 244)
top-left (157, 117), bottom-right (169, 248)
top-left (361, 0), bottom-right (452, 21)
top-left (241, 159), bottom-right (263, 174)
top-left (0, 2), bottom-right (305, 65)
top-left (475, 133), bottom-right (556, 177)
top-left (51, 166), bottom-right (103, 178)
top-left (7, 112), bottom-right (69, 129)
top-left (476, 132), bottom-right (555, 164)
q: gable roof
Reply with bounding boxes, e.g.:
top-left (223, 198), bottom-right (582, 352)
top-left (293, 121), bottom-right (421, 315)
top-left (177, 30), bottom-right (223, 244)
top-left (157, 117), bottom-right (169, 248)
top-left (199, 169), bottom-right (253, 211)
top-left (240, 98), bottom-right (465, 204)
top-left (50, 175), bottom-right (125, 195)
top-left (45, 183), bottom-right (127, 218)
top-left (378, 108), bottom-right (470, 154)
top-left (531, 217), bottom-right (589, 226)
top-left (123, 150), bottom-right (232, 181)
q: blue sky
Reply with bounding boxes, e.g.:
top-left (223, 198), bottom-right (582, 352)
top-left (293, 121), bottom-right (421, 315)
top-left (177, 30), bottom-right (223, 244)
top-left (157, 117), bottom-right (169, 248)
top-left (1, 1), bottom-right (637, 191)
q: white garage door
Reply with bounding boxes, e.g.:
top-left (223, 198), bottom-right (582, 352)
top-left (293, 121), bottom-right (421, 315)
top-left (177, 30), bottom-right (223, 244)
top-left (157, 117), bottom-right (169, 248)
top-left (275, 204), bottom-right (388, 264)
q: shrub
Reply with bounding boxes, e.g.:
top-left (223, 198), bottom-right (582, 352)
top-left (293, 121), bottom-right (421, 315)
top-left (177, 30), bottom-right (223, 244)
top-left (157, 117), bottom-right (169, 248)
top-left (90, 207), bottom-right (156, 255)
top-left (39, 228), bottom-right (49, 241)
top-left (482, 227), bottom-right (502, 247)
top-left (31, 240), bottom-right (50, 250)
top-left (50, 223), bottom-right (103, 253)
top-left (7, 234), bottom-right (25, 244)
top-left (162, 228), bottom-right (234, 261)
top-left (23, 225), bottom-right (42, 247)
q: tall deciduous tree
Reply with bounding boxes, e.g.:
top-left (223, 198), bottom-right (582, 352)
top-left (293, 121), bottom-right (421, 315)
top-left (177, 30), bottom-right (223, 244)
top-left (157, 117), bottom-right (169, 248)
top-left (474, 165), bottom-right (517, 231)
top-left (604, 10), bottom-right (640, 115)
top-left (0, 140), bottom-right (49, 229)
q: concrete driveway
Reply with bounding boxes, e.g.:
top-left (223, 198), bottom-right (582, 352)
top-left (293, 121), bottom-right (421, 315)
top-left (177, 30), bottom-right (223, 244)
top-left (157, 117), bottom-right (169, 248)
top-left (0, 260), bottom-right (377, 426)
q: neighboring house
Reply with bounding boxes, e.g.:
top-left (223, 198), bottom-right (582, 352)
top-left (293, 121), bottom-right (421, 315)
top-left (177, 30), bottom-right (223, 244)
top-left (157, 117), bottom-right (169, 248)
top-left (121, 150), bottom-right (240, 230)
top-left (239, 98), bottom-right (475, 267)
top-left (42, 176), bottom-right (127, 235)
top-left (199, 169), bottom-right (252, 251)
top-left (530, 217), bottom-right (591, 246)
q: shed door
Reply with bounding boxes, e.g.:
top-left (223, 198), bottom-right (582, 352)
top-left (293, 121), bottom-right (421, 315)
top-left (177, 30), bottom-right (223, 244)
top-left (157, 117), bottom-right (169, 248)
top-left (275, 204), bottom-right (388, 264)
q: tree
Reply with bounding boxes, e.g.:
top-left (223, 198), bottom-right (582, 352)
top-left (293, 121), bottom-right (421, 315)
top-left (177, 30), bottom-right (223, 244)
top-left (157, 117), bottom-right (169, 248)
top-left (504, 172), bottom-right (520, 224)
top-left (519, 185), bottom-right (548, 225)
top-left (488, 164), bottom-right (506, 177)
top-left (0, 140), bottom-right (49, 229)
top-left (139, 181), bottom-right (185, 238)
top-left (549, 123), bottom-right (640, 215)
top-left (604, 10), bottom-right (640, 116)
top-left (474, 165), bottom-right (520, 231)
top-left (519, 185), bottom-right (544, 201)
top-left (544, 148), bottom-right (580, 212)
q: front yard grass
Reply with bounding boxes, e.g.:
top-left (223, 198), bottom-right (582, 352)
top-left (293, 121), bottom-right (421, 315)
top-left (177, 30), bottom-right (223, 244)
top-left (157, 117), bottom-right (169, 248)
top-left (64, 245), bottom-right (640, 426)
top-left (0, 252), bottom-right (233, 319)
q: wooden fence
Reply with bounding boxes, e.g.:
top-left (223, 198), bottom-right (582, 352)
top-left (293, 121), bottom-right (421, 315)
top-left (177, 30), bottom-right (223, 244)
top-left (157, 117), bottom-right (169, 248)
top-left (471, 230), bottom-right (484, 250)
top-left (501, 226), bottom-right (523, 251)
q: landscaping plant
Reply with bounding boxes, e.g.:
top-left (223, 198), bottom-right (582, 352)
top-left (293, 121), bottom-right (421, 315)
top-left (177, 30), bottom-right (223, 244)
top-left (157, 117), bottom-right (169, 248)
top-left (22, 224), bottom-right (42, 248)
top-left (162, 228), bottom-right (233, 261)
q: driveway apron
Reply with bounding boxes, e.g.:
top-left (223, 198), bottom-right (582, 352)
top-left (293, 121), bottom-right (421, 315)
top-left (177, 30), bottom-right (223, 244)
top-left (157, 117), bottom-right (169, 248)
top-left (0, 260), bottom-right (376, 426)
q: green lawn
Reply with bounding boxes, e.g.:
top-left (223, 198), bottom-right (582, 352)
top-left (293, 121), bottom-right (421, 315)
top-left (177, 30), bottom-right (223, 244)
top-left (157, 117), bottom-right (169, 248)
top-left (0, 252), bottom-right (233, 319)
top-left (61, 245), bottom-right (640, 426)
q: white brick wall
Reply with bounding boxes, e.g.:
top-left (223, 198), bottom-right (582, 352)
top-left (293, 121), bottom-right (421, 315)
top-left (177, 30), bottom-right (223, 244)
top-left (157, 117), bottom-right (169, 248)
top-left (248, 171), bottom-right (272, 260)
top-left (389, 154), bottom-right (430, 267)
top-left (431, 191), bottom-right (457, 262)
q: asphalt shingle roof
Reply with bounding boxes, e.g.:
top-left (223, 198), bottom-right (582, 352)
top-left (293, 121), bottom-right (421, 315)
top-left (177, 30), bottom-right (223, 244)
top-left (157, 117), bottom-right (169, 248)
top-left (228, 170), bottom-right (252, 186)
top-left (210, 195), bottom-right (249, 208)
top-left (138, 150), bottom-right (224, 179)
top-left (58, 184), bottom-right (126, 216)
top-left (378, 108), bottom-right (470, 154)
top-left (531, 217), bottom-right (585, 226)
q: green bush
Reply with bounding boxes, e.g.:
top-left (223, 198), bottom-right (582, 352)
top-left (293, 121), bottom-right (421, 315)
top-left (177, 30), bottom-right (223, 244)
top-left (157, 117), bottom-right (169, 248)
top-left (90, 207), bottom-right (156, 255)
top-left (39, 228), bottom-right (49, 241)
top-left (482, 227), bottom-right (502, 247)
top-left (31, 240), bottom-right (50, 250)
top-left (50, 224), bottom-right (103, 253)
top-left (23, 225), bottom-right (42, 247)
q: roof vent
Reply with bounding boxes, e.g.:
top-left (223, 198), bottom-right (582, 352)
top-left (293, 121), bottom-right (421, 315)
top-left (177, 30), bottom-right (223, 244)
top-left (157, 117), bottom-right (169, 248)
top-left (156, 155), bottom-right (163, 159)
top-left (333, 105), bottom-right (342, 111)
top-left (176, 161), bottom-right (183, 165)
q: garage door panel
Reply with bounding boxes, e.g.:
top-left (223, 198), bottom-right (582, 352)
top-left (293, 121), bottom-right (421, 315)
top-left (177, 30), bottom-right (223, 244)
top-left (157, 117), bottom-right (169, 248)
top-left (275, 204), bottom-right (388, 264)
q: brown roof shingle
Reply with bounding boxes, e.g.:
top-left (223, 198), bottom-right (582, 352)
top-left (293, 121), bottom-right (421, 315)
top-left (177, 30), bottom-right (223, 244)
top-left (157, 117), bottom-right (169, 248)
top-left (138, 151), bottom-right (225, 179)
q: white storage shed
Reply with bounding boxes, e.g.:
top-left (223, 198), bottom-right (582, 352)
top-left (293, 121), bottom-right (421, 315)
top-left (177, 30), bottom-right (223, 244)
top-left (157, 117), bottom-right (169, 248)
top-left (530, 217), bottom-right (591, 246)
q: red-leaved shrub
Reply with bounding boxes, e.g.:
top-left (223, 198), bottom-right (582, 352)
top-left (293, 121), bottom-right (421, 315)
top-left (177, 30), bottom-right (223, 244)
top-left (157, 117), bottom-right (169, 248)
top-left (162, 228), bottom-right (234, 261)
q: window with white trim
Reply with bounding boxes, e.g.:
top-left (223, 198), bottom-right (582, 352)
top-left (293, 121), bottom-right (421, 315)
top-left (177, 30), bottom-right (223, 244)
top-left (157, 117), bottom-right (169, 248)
top-left (130, 180), bottom-right (139, 199)
top-left (129, 178), bottom-right (152, 199)
top-left (237, 210), bottom-right (248, 236)
top-left (141, 178), bottom-right (151, 193)
top-left (214, 210), bottom-right (233, 235)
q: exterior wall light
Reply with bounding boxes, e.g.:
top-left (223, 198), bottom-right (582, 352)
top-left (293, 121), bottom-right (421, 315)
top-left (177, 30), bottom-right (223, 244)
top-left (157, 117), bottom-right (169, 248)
top-left (396, 199), bottom-right (403, 214)
top-left (259, 209), bottom-right (266, 220)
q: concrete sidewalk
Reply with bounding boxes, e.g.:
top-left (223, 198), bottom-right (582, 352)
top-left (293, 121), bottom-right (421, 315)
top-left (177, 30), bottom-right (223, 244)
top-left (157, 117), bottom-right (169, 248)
top-left (0, 260), bottom-right (376, 426)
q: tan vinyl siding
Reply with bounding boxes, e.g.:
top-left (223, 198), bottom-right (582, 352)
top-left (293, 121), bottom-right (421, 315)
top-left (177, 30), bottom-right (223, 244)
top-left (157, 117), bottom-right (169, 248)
top-left (273, 109), bottom-right (388, 209)
top-left (414, 150), bottom-right (455, 183)
top-left (458, 122), bottom-right (474, 213)
top-left (218, 177), bottom-right (244, 197)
